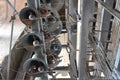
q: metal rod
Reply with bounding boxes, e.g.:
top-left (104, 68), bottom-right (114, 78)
top-left (95, 0), bottom-right (120, 21)
top-left (5, 1), bottom-right (8, 20)
top-left (94, 30), bottom-right (112, 32)
top-left (97, 7), bottom-right (104, 47)
top-left (7, 17), bottom-right (15, 80)
top-left (7, 0), bottom-right (16, 80)
top-left (34, 1), bottom-right (48, 80)
top-left (6, 0), bottom-right (17, 14)
top-left (53, 66), bottom-right (69, 71)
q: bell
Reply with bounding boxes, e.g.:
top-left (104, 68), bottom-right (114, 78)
top-left (23, 53), bottom-right (48, 77)
top-left (23, 58), bottom-right (47, 77)
top-left (50, 39), bottom-right (62, 55)
top-left (19, 7), bottom-right (37, 25)
top-left (46, 10), bottom-right (63, 36)
top-left (21, 32), bottom-right (42, 50)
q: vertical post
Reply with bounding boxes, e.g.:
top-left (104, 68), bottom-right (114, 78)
top-left (78, 0), bottom-right (95, 79)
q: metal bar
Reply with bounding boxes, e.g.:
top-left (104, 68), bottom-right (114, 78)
top-left (7, 0), bottom-right (16, 79)
top-left (7, 14), bottom-right (15, 80)
top-left (53, 66), bottom-right (69, 72)
top-left (6, 0), bottom-right (17, 14)
top-left (94, 30), bottom-right (112, 32)
top-left (95, 0), bottom-right (120, 21)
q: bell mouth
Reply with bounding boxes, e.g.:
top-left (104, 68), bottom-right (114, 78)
top-left (19, 7), bottom-right (37, 25)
